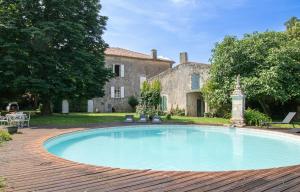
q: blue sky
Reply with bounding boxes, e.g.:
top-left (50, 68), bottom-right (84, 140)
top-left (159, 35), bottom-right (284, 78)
top-left (101, 0), bottom-right (300, 64)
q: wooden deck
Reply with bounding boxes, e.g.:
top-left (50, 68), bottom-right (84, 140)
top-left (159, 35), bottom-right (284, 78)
top-left (1, 123), bottom-right (300, 192)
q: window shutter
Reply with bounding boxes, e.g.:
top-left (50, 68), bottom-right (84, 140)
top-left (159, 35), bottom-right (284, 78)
top-left (121, 64), bottom-right (125, 77)
top-left (199, 77), bottom-right (202, 89)
top-left (112, 64), bottom-right (115, 74)
top-left (121, 86), bottom-right (125, 98)
top-left (111, 86), bottom-right (115, 98)
top-left (140, 76), bottom-right (146, 88)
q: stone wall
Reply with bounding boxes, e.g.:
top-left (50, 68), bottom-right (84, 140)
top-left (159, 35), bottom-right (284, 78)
top-left (150, 63), bottom-right (210, 116)
top-left (93, 55), bottom-right (172, 112)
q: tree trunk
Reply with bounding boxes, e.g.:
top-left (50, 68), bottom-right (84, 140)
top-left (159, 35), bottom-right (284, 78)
top-left (41, 100), bottom-right (52, 115)
top-left (258, 99), bottom-right (271, 116)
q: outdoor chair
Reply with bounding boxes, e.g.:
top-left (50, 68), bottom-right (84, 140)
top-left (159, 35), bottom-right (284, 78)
top-left (138, 114), bottom-right (148, 123)
top-left (261, 112), bottom-right (296, 128)
top-left (6, 113), bottom-right (26, 128)
top-left (23, 113), bottom-right (30, 127)
top-left (0, 116), bottom-right (9, 126)
top-left (152, 115), bottom-right (162, 124)
top-left (124, 115), bottom-right (134, 123)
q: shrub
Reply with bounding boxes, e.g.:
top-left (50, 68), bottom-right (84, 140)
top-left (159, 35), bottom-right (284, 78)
top-left (166, 113), bottom-right (172, 120)
top-left (170, 105), bottom-right (185, 116)
top-left (128, 96), bottom-right (139, 111)
top-left (0, 130), bottom-right (12, 143)
top-left (223, 112), bottom-right (232, 119)
top-left (204, 112), bottom-right (215, 118)
top-left (244, 108), bottom-right (271, 126)
top-left (137, 80), bottom-right (162, 117)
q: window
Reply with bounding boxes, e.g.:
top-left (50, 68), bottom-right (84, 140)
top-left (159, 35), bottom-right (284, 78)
top-left (115, 87), bottom-right (121, 98)
top-left (114, 65), bottom-right (120, 77)
top-left (161, 95), bottom-right (168, 111)
top-left (111, 86), bottom-right (124, 98)
top-left (113, 64), bottom-right (124, 77)
top-left (191, 74), bottom-right (200, 90)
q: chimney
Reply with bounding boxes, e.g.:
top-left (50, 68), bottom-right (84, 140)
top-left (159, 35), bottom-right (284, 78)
top-left (180, 52), bottom-right (188, 64)
top-left (151, 49), bottom-right (157, 60)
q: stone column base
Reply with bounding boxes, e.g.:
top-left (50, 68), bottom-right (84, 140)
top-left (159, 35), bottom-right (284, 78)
top-left (231, 118), bottom-right (246, 127)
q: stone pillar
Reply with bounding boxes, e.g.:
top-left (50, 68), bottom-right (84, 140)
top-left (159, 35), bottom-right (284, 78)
top-left (87, 100), bottom-right (94, 113)
top-left (231, 75), bottom-right (246, 127)
top-left (62, 100), bottom-right (69, 114)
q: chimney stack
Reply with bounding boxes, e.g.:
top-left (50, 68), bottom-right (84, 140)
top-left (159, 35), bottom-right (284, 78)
top-left (180, 52), bottom-right (188, 64)
top-left (151, 49), bottom-right (157, 60)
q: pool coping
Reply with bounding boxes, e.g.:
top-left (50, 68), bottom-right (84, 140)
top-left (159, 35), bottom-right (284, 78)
top-left (40, 123), bottom-right (300, 173)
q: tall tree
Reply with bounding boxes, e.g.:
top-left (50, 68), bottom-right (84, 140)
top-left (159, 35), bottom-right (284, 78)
top-left (0, 0), bottom-right (111, 114)
top-left (203, 18), bottom-right (300, 116)
top-left (285, 17), bottom-right (300, 30)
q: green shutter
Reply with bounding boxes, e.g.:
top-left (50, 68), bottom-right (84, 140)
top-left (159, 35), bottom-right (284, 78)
top-left (161, 96), bottom-right (167, 111)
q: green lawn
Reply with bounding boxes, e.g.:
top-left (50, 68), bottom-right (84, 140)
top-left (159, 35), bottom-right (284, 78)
top-left (30, 112), bottom-right (299, 128)
top-left (31, 113), bottom-right (137, 126)
top-left (31, 113), bottom-right (230, 126)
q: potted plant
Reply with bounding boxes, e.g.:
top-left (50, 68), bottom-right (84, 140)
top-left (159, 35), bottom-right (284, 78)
top-left (6, 125), bottom-right (18, 134)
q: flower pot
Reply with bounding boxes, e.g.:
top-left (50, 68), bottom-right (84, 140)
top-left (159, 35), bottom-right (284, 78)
top-left (6, 126), bottom-right (18, 134)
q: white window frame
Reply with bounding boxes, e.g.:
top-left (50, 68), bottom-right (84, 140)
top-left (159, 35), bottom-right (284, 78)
top-left (114, 87), bottom-right (121, 98)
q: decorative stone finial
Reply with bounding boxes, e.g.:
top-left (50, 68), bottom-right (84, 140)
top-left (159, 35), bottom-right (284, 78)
top-left (232, 74), bottom-right (244, 95)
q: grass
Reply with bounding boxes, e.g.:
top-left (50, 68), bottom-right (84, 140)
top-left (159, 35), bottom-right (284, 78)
top-left (31, 113), bottom-right (137, 126)
top-left (30, 112), bottom-right (299, 128)
top-left (268, 123), bottom-right (300, 128)
top-left (31, 113), bottom-right (230, 126)
top-left (164, 116), bottom-right (230, 124)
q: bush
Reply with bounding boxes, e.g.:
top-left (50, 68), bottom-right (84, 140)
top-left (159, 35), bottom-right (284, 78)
top-left (204, 112), bottom-right (215, 118)
top-left (0, 130), bottom-right (12, 143)
top-left (170, 105), bottom-right (185, 116)
top-left (128, 96), bottom-right (139, 111)
top-left (166, 113), bottom-right (172, 120)
top-left (244, 108), bottom-right (271, 126)
top-left (136, 105), bottom-right (164, 119)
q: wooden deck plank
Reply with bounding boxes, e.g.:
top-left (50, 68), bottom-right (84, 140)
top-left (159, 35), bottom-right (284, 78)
top-left (1, 125), bottom-right (300, 192)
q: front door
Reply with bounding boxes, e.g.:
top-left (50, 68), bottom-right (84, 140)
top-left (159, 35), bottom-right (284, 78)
top-left (197, 99), bottom-right (203, 117)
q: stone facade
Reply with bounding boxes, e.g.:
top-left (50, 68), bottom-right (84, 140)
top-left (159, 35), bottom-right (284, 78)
top-left (149, 52), bottom-right (211, 117)
top-left (93, 48), bottom-right (174, 112)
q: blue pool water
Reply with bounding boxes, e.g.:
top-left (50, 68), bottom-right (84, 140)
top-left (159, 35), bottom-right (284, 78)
top-left (44, 125), bottom-right (300, 171)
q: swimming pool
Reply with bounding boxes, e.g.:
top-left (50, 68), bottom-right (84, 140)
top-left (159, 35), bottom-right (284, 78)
top-left (44, 125), bottom-right (300, 172)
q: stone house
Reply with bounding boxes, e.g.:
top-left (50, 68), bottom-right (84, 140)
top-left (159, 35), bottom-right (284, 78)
top-left (92, 48), bottom-right (174, 112)
top-left (150, 52), bottom-right (211, 116)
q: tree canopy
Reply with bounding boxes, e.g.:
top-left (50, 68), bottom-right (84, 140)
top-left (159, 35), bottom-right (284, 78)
top-left (203, 17), bottom-right (300, 116)
top-left (0, 0), bottom-right (111, 114)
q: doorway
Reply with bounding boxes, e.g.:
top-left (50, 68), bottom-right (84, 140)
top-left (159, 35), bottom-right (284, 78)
top-left (197, 99), bottom-right (204, 117)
